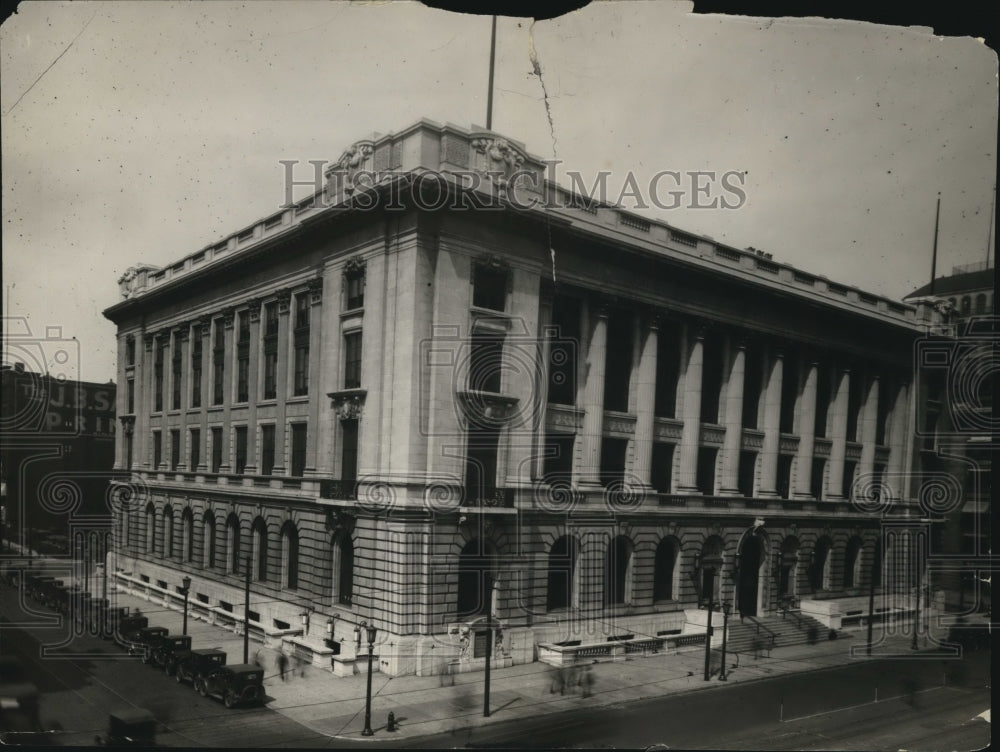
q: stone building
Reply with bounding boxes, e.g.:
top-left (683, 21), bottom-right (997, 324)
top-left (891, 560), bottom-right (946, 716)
top-left (103, 119), bottom-right (945, 676)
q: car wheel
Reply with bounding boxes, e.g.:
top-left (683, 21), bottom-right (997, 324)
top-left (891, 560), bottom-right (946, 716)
top-left (195, 679), bottom-right (208, 697)
top-left (164, 663), bottom-right (174, 676)
top-left (224, 692), bottom-right (236, 709)
top-left (175, 671), bottom-right (184, 683)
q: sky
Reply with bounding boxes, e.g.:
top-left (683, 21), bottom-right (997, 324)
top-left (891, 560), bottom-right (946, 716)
top-left (2, 1), bottom-right (997, 383)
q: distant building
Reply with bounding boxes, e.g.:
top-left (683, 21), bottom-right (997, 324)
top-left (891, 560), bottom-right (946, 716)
top-left (906, 262), bottom-right (995, 611)
top-left (0, 362), bottom-right (117, 555)
top-left (104, 119), bottom-right (951, 676)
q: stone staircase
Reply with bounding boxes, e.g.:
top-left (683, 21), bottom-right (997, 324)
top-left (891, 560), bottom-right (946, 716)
top-left (721, 611), bottom-right (830, 657)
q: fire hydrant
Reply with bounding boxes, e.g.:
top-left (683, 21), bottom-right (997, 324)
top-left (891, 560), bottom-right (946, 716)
top-left (387, 711), bottom-right (397, 732)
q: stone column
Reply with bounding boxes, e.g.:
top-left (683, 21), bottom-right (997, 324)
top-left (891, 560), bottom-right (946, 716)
top-left (219, 310), bottom-right (235, 472)
top-left (826, 367), bottom-right (850, 499)
top-left (135, 333), bottom-right (149, 470)
top-left (858, 374), bottom-right (879, 482)
top-left (534, 296), bottom-right (554, 480)
top-left (315, 265), bottom-right (340, 477)
top-left (676, 323), bottom-right (704, 493)
top-left (304, 279), bottom-right (324, 477)
top-left (197, 319), bottom-right (210, 472)
top-left (757, 347), bottom-right (783, 497)
top-left (719, 336), bottom-right (746, 495)
top-left (244, 300), bottom-right (261, 474)
top-left (793, 360), bottom-right (819, 498)
top-left (272, 290), bottom-right (291, 475)
top-left (632, 314), bottom-right (659, 487)
top-left (578, 299), bottom-right (608, 486)
top-left (886, 380), bottom-right (909, 500)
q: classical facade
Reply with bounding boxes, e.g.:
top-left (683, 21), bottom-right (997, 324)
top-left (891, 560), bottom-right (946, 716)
top-left (103, 119), bottom-right (946, 676)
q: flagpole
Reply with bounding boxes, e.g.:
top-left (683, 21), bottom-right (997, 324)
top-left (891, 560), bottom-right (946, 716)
top-left (486, 15), bottom-right (497, 130)
top-left (929, 192), bottom-right (941, 296)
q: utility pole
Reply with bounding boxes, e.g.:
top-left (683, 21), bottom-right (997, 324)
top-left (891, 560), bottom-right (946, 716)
top-left (486, 15), bottom-right (497, 130)
top-left (866, 546), bottom-right (876, 656)
top-left (703, 569), bottom-right (715, 681)
top-left (483, 578), bottom-right (494, 717)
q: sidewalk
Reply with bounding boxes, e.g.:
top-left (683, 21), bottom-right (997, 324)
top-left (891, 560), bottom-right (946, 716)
top-left (107, 585), bottom-right (964, 743)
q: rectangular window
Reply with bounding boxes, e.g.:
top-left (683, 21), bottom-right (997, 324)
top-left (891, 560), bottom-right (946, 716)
top-left (473, 264), bottom-right (507, 311)
top-left (465, 427), bottom-right (500, 500)
top-left (543, 432), bottom-right (575, 485)
top-left (842, 460), bottom-right (857, 500)
top-left (190, 327), bottom-right (202, 408)
top-left (875, 379), bottom-right (890, 445)
top-left (293, 294), bottom-right (310, 396)
top-left (469, 334), bottom-right (504, 393)
top-left (603, 311), bottom-right (633, 413)
top-left (290, 423), bottom-right (307, 477)
top-left (234, 426), bottom-right (248, 474)
top-left (651, 442), bottom-right (675, 493)
top-left (344, 331), bottom-right (362, 389)
top-left (264, 301), bottom-right (278, 336)
top-left (738, 451), bottom-right (756, 497)
top-left (699, 334), bottom-right (724, 424)
top-left (696, 446), bottom-right (717, 495)
top-left (263, 351), bottom-right (277, 400)
top-left (190, 428), bottom-right (201, 471)
top-left (125, 433), bottom-right (133, 470)
top-left (170, 429), bottom-right (180, 471)
top-left (547, 295), bottom-right (580, 405)
top-left (341, 419), bottom-right (359, 481)
top-left (599, 437), bottom-right (628, 488)
top-left (779, 358), bottom-right (799, 434)
top-left (846, 376), bottom-right (864, 442)
top-left (345, 268), bottom-right (365, 310)
top-left (263, 303), bottom-right (278, 400)
top-left (810, 457), bottom-right (825, 500)
top-left (654, 325), bottom-right (681, 419)
top-left (154, 339), bottom-right (166, 412)
top-left (171, 336), bottom-right (183, 410)
top-left (212, 320), bottom-right (225, 406)
top-left (260, 424), bottom-right (276, 476)
top-left (776, 455), bottom-right (794, 499)
top-left (153, 431), bottom-right (162, 469)
top-left (126, 337), bottom-right (136, 366)
top-left (126, 378), bottom-right (135, 414)
top-left (211, 427), bottom-right (222, 473)
top-left (236, 311), bottom-right (250, 403)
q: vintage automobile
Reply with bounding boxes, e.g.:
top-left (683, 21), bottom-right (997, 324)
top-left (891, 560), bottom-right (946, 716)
top-left (152, 635), bottom-right (193, 673)
top-left (172, 649), bottom-right (227, 686)
top-left (0, 682), bottom-right (43, 742)
top-left (194, 664), bottom-right (265, 709)
top-left (94, 605), bottom-right (131, 639)
top-left (115, 614), bottom-right (150, 646)
top-left (94, 708), bottom-right (156, 747)
top-left (127, 626), bottom-right (170, 662)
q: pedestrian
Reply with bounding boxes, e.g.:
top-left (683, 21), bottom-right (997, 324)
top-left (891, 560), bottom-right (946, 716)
top-left (295, 654), bottom-right (307, 677)
top-left (567, 665), bottom-right (580, 693)
top-left (581, 665), bottom-right (594, 698)
top-left (902, 676), bottom-right (919, 708)
top-left (549, 666), bottom-right (565, 695)
top-left (752, 637), bottom-right (763, 660)
top-left (277, 651), bottom-right (289, 681)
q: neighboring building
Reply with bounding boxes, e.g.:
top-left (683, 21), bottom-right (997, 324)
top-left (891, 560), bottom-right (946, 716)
top-left (104, 119), bottom-right (947, 676)
top-left (0, 361), bottom-right (117, 556)
top-left (906, 263), bottom-right (995, 612)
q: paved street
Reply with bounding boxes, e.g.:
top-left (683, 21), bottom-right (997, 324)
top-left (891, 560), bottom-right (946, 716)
top-left (1, 561), bottom-right (991, 749)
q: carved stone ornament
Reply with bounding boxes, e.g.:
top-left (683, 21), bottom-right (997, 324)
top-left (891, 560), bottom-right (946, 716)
top-left (119, 415), bottom-right (136, 435)
top-left (307, 277), bottom-right (324, 305)
top-left (143, 333), bottom-right (155, 349)
top-left (246, 298), bottom-right (262, 324)
top-left (344, 256), bottom-right (367, 275)
top-left (222, 307), bottom-right (236, 328)
top-left (118, 267), bottom-right (141, 299)
top-left (326, 141), bottom-right (375, 195)
top-left (457, 391), bottom-right (520, 427)
top-left (277, 288), bottom-right (292, 314)
top-left (329, 389), bottom-right (367, 420)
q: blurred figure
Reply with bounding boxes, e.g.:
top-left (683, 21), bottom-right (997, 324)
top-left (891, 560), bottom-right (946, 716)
top-left (580, 665), bottom-right (595, 698)
top-left (277, 651), bottom-right (289, 681)
top-left (902, 676), bottom-right (920, 708)
top-left (439, 660), bottom-right (456, 687)
top-left (806, 626), bottom-right (819, 645)
top-left (549, 665), bottom-right (566, 695)
top-left (752, 637), bottom-right (764, 659)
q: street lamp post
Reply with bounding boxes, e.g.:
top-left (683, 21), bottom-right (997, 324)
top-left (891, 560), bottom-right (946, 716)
top-left (719, 602), bottom-right (731, 681)
top-left (703, 568), bottom-right (715, 681)
top-left (360, 621), bottom-right (377, 737)
top-left (181, 576), bottom-right (191, 636)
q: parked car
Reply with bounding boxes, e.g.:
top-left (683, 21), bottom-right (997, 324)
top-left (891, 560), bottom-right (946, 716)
top-left (0, 682), bottom-right (42, 741)
top-left (152, 635), bottom-right (193, 673)
top-left (94, 708), bottom-right (156, 747)
top-left (95, 605), bottom-right (131, 639)
top-left (194, 664), bottom-right (265, 708)
top-left (172, 649), bottom-right (227, 686)
top-left (127, 626), bottom-right (170, 662)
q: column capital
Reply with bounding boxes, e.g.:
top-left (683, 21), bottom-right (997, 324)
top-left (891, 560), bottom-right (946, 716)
top-left (222, 307), bottom-right (236, 328)
top-left (246, 298), bottom-right (262, 323)
top-left (307, 277), bottom-right (324, 305)
top-left (143, 332), bottom-right (155, 349)
top-left (277, 288), bottom-right (293, 314)
top-left (173, 323), bottom-right (189, 341)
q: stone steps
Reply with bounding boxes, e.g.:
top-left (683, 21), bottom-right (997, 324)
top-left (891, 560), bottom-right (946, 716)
top-left (722, 612), bottom-right (830, 656)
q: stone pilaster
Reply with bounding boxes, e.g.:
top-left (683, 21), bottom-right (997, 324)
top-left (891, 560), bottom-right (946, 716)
top-left (758, 348), bottom-right (783, 497)
top-left (578, 299), bottom-right (608, 486)
top-left (793, 360), bottom-right (818, 498)
top-left (719, 337), bottom-right (746, 495)
top-left (826, 367), bottom-right (850, 499)
top-left (676, 323), bottom-right (704, 493)
top-left (632, 314), bottom-right (659, 487)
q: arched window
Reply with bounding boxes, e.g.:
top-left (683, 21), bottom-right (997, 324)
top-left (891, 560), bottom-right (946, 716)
top-left (181, 507), bottom-right (194, 562)
top-left (810, 536), bottom-right (833, 591)
top-left (604, 535), bottom-right (634, 607)
top-left (961, 296), bottom-right (971, 315)
top-left (225, 514), bottom-right (241, 575)
top-left (202, 511), bottom-right (217, 569)
top-left (546, 535), bottom-right (579, 611)
top-left (654, 538), bottom-right (679, 601)
top-left (281, 522), bottom-right (299, 590)
top-left (457, 538), bottom-right (494, 618)
top-left (698, 535), bottom-right (724, 607)
top-left (332, 531), bottom-right (354, 605)
top-left (145, 502), bottom-right (156, 554)
top-left (975, 294), bottom-right (986, 314)
top-left (843, 536), bottom-right (863, 588)
top-left (251, 517), bottom-right (268, 582)
top-left (163, 505), bottom-right (174, 558)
